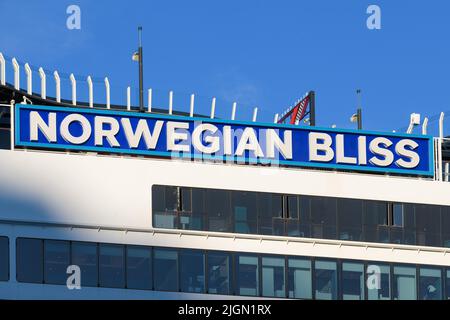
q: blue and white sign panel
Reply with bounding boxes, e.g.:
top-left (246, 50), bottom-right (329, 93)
top-left (15, 104), bottom-right (434, 176)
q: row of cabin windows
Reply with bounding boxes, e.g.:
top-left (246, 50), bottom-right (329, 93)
top-left (12, 237), bottom-right (450, 300)
top-left (152, 185), bottom-right (450, 248)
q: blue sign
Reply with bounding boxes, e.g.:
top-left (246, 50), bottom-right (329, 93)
top-left (15, 104), bottom-right (434, 176)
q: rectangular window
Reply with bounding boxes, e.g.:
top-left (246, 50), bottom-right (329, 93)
top-left (17, 238), bottom-right (43, 283)
top-left (181, 187), bottom-right (192, 212)
top-left (236, 255), bottom-right (259, 296)
top-left (419, 267), bottom-right (442, 300)
top-left (258, 193), bottom-right (282, 236)
top-left (232, 191), bottom-right (257, 234)
top-left (152, 185), bottom-right (178, 229)
top-left (446, 270), bottom-right (450, 300)
top-left (262, 256), bottom-right (285, 298)
top-left (44, 240), bottom-right (70, 285)
top-left (314, 260), bottom-right (337, 300)
top-left (287, 196), bottom-right (299, 219)
top-left (367, 264), bottom-right (391, 300)
top-left (392, 203), bottom-right (404, 227)
top-left (288, 258), bottom-right (312, 299)
top-left (207, 252), bottom-right (231, 295)
top-left (393, 265), bottom-right (417, 300)
top-left (337, 199), bottom-right (363, 241)
top-left (341, 262), bottom-right (364, 300)
top-left (179, 250), bottom-right (205, 293)
top-left (154, 248), bottom-right (178, 291)
top-left (0, 237), bottom-right (8, 281)
top-left (206, 189), bottom-right (232, 233)
top-left (99, 244), bottom-right (125, 288)
top-left (71, 242), bottom-right (98, 287)
top-left (126, 246), bottom-right (152, 290)
top-left (310, 197), bottom-right (337, 240)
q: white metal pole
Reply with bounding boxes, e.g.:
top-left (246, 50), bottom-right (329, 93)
top-left (148, 88), bottom-right (152, 113)
top-left (439, 112), bottom-right (445, 139)
top-left (87, 76), bottom-right (93, 108)
top-left (422, 117), bottom-right (428, 135)
top-left (210, 97), bottom-right (216, 119)
top-left (0, 53), bottom-right (5, 86)
top-left (127, 86), bottom-right (131, 111)
top-left (12, 58), bottom-right (19, 90)
top-left (24, 63), bottom-right (32, 95)
top-left (104, 77), bottom-right (110, 109)
top-left (190, 94), bottom-right (195, 117)
top-left (231, 102), bottom-right (237, 120)
top-left (69, 73), bottom-right (77, 106)
top-left (38, 67), bottom-right (46, 99)
top-left (274, 113), bottom-right (279, 123)
top-left (169, 90), bottom-right (173, 115)
top-left (252, 107), bottom-right (258, 122)
top-left (54, 71), bottom-right (61, 103)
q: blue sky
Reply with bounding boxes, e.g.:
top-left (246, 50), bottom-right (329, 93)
top-left (1, 0), bottom-right (450, 135)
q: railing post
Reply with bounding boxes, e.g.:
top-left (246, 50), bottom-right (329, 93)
top-left (190, 94), bottom-right (195, 117)
top-left (422, 117), bottom-right (428, 135)
top-left (54, 71), bottom-right (61, 103)
top-left (210, 97), bottom-right (216, 119)
top-left (231, 102), bottom-right (237, 120)
top-left (148, 88), bottom-right (152, 113)
top-left (274, 113), bottom-right (279, 123)
top-left (24, 63), bottom-right (32, 95)
top-left (38, 67), bottom-right (46, 99)
top-left (87, 76), bottom-right (93, 108)
top-left (169, 90), bottom-right (173, 115)
top-left (0, 53), bottom-right (5, 86)
top-left (69, 73), bottom-right (77, 105)
top-left (104, 77), bottom-right (110, 109)
top-left (127, 86), bottom-right (131, 111)
top-left (252, 107), bottom-right (258, 122)
top-left (12, 58), bottom-right (19, 90)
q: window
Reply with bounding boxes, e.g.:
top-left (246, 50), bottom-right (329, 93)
top-left (419, 267), bottom-right (442, 300)
top-left (262, 256), bottom-right (285, 298)
top-left (392, 203), bottom-right (404, 227)
top-left (236, 255), bottom-right (259, 296)
top-left (393, 265), bottom-right (417, 300)
top-left (337, 199), bottom-right (363, 241)
top-left (310, 197), bottom-right (337, 239)
top-left (17, 238), bottom-right (43, 283)
top-left (232, 191), bottom-right (257, 234)
top-left (179, 250), bottom-right (205, 293)
top-left (288, 258), bottom-right (312, 299)
top-left (152, 185), bottom-right (178, 229)
top-left (341, 262), bottom-right (364, 300)
top-left (287, 196), bottom-right (299, 219)
top-left (154, 248), bottom-right (178, 291)
top-left (367, 264), bottom-right (391, 300)
top-left (314, 260), bottom-right (337, 300)
top-left (206, 189), bottom-right (232, 233)
top-left (208, 251), bottom-right (232, 295)
top-left (126, 246), bottom-right (152, 290)
top-left (416, 205), bottom-right (441, 247)
top-left (71, 242), bottom-right (98, 287)
top-left (99, 244), bottom-right (125, 288)
top-left (44, 240), bottom-right (70, 285)
top-left (257, 193), bottom-right (282, 236)
top-left (446, 270), bottom-right (450, 300)
top-left (0, 237), bottom-right (8, 281)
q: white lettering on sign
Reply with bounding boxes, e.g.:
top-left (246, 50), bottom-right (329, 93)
top-left (309, 132), bottom-right (334, 162)
top-left (30, 111), bottom-right (57, 142)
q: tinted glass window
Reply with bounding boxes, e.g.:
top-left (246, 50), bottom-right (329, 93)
top-left (44, 240), bottom-right (70, 285)
top-left (71, 242), bottom-right (98, 287)
top-left (446, 270), bottom-right (450, 300)
top-left (393, 203), bottom-right (404, 227)
top-left (206, 189), bottom-right (231, 232)
top-left (262, 256), bottom-right (285, 298)
top-left (236, 255), bottom-right (259, 296)
top-left (154, 248), bottom-right (178, 291)
top-left (232, 191), bottom-right (257, 234)
top-left (207, 252), bottom-right (231, 295)
top-left (342, 262), bottom-right (364, 300)
top-left (0, 237), bottom-right (8, 281)
top-left (17, 238), bottom-right (43, 283)
top-left (314, 260), bottom-right (337, 300)
top-left (337, 199), bottom-right (363, 241)
top-left (287, 196), bottom-right (299, 219)
top-left (364, 201), bottom-right (388, 225)
top-left (416, 205), bottom-right (441, 247)
top-left (310, 197), bottom-right (337, 239)
top-left (367, 264), bottom-right (391, 300)
top-left (419, 267), bottom-right (442, 300)
top-left (181, 188), bottom-right (192, 212)
top-left (393, 266), bottom-right (417, 300)
top-left (288, 258), bottom-right (312, 299)
top-left (0, 129), bottom-right (10, 150)
top-left (126, 246), bottom-right (152, 290)
top-left (180, 250), bottom-right (205, 293)
top-left (258, 193), bottom-right (282, 235)
top-left (99, 244), bottom-right (125, 288)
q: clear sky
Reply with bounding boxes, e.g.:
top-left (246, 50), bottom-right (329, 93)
top-left (1, 0), bottom-right (450, 136)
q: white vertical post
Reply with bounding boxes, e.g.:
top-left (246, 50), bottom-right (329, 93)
top-left (210, 97), bottom-right (216, 119)
top-left (10, 99), bottom-right (14, 150)
top-left (168, 90), bottom-right (173, 115)
top-left (231, 102), bottom-right (237, 120)
top-left (69, 73), bottom-right (77, 105)
top-left (422, 117), bottom-right (428, 135)
top-left (38, 67), bottom-right (46, 99)
top-left (54, 71), bottom-right (61, 103)
top-left (252, 107), bottom-right (258, 122)
top-left (104, 77), bottom-right (110, 109)
top-left (24, 63), bottom-right (32, 95)
top-left (127, 86), bottom-right (131, 111)
top-left (0, 53), bottom-right (5, 86)
top-left (147, 88), bottom-right (152, 112)
top-left (439, 112), bottom-right (445, 139)
top-left (87, 76), bottom-right (93, 108)
top-left (12, 58), bottom-right (19, 90)
top-left (274, 113), bottom-right (279, 123)
top-left (190, 94), bottom-right (195, 117)
top-left (446, 162), bottom-right (449, 182)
